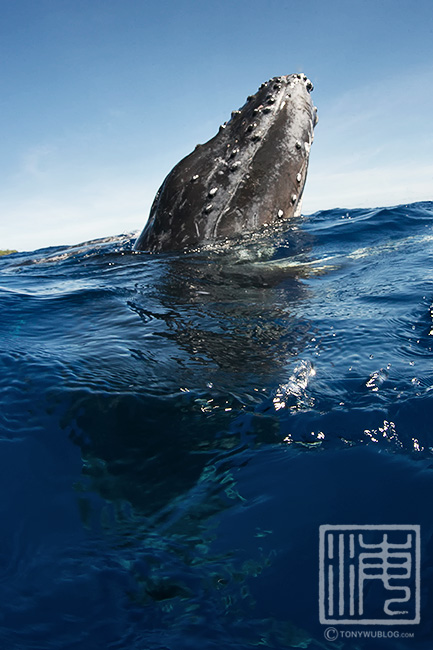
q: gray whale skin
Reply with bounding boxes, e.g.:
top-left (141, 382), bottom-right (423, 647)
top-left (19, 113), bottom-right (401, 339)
top-left (134, 73), bottom-right (317, 253)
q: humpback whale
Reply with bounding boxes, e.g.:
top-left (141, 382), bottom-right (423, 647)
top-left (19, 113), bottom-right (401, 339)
top-left (134, 73), bottom-right (317, 253)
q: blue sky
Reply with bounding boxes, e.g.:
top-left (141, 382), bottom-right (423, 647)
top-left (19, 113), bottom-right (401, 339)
top-left (1, 0), bottom-right (432, 251)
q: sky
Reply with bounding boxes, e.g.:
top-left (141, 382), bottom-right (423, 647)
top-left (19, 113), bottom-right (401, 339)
top-left (0, 0), bottom-right (432, 252)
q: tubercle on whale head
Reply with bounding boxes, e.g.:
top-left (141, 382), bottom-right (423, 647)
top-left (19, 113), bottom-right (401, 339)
top-left (226, 73), bottom-right (315, 129)
top-left (134, 73), bottom-right (317, 253)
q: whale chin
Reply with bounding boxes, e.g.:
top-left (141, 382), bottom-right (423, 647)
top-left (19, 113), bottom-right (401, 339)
top-left (134, 73), bottom-right (317, 253)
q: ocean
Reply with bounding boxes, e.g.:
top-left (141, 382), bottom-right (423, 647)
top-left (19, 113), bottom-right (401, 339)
top-left (1, 201), bottom-right (433, 649)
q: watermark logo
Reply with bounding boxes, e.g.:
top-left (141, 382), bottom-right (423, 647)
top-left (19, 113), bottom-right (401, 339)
top-left (319, 525), bottom-right (420, 625)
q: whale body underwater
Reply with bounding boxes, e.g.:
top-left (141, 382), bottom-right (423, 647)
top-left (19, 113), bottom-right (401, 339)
top-left (134, 73), bottom-right (317, 253)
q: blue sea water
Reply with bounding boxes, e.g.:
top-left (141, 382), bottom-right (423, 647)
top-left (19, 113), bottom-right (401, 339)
top-left (1, 201), bottom-right (433, 649)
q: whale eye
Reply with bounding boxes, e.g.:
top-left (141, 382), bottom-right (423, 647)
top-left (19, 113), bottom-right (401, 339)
top-left (296, 173), bottom-right (302, 183)
top-left (306, 80), bottom-right (314, 92)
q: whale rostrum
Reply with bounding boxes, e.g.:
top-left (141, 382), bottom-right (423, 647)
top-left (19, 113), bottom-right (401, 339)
top-left (134, 73), bottom-right (318, 253)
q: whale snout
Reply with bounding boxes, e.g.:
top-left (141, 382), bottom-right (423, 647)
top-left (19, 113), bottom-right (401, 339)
top-left (284, 72), bottom-right (314, 93)
top-left (134, 73), bottom-right (318, 252)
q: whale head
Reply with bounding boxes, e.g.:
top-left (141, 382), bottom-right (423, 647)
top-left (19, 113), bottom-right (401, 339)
top-left (134, 73), bottom-right (317, 253)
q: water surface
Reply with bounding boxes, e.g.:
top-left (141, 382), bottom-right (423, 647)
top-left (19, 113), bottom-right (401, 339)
top-left (1, 202), bottom-right (433, 648)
